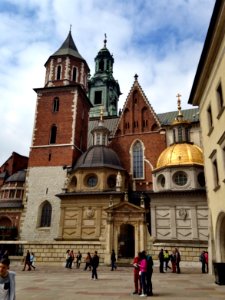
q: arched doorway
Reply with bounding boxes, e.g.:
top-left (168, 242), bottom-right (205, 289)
top-left (0, 216), bottom-right (12, 227)
top-left (118, 224), bottom-right (135, 258)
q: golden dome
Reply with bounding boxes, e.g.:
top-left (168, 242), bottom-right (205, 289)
top-left (156, 143), bottom-right (204, 170)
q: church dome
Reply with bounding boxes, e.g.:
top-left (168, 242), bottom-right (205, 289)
top-left (156, 143), bottom-right (204, 170)
top-left (74, 145), bottom-right (124, 170)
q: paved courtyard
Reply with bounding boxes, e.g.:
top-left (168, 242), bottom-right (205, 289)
top-left (12, 264), bottom-right (225, 300)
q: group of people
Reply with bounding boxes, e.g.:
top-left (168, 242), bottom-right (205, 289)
top-left (158, 248), bottom-right (181, 274)
top-left (199, 250), bottom-right (208, 273)
top-left (65, 250), bottom-right (100, 279)
top-left (22, 250), bottom-right (36, 271)
top-left (133, 250), bottom-right (153, 297)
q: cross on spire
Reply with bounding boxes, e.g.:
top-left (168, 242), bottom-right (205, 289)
top-left (176, 93), bottom-right (182, 115)
top-left (69, 24), bottom-right (72, 32)
top-left (104, 33), bottom-right (107, 48)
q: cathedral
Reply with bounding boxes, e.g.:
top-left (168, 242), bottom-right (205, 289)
top-left (0, 31), bottom-right (208, 264)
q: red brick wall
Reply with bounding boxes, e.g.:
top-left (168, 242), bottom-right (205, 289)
top-left (29, 86), bottom-right (90, 167)
top-left (110, 83), bottom-right (166, 191)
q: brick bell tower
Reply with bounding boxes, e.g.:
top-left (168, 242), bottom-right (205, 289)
top-left (20, 31), bottom-right (92, 241)
top-left (29, 30), bottom-right (92, 167)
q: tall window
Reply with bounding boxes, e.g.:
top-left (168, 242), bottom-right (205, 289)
top-left (207, 105), bottom-right (213, 133)
top-left (217, 83), bottom-right (224, 113)
top-left (72, 67), bottom-right (77, 81)
top-left (133, 141), bottom-right (144, 178)
top-left (94, 91), bottom-right (102, 104)
top-left (53, 97), bottom-right (59, 112)
top-left (50, 125), bottom-right (57, 144)
top-left (213, 159), bottom-right (219, 189)
top-left (56, 65), bottom-right (61, 80)
top-left (40, 201), bottom-right (52, 227)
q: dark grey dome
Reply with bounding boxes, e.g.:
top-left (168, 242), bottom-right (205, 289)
top-left (74, 146), bottom-right (124, 170)
top-left (5, 170), bottom-right (26, 183)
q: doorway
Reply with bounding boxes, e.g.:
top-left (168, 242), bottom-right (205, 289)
top-left (118, 224), bottom-right (135, 258)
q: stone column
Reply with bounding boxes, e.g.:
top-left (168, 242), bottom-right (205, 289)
top-left (57, 207), bottom-right (65, 239)
top-left (170, 207), bottom-right (177, 239)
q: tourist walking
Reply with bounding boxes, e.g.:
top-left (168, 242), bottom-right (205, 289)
top-left (69, 250), bottom-right (75, 269)
top-left (111, 249), bottom-right (117, 271)
top-left (65, 250), bottom-right (71, 268)
top-left (76, 251), bottom-right (82, 269)
top-left (164, 250), bottom-right (171, 271)
top-left (91, 251), bottom-right (99, 280)
top-left (22, 250), bottom-right (31, 271)
top-left (170, 250), bottom-right (176, 273)
top-left (175, 248), bottom-right (181, 274)
top-left (132, 252), bottom-right (142, 295)
top-left (0, 258), bottom-right (16, 300)
top-left (30, 252), bottom-right (36, 270)
top-left (158, 249), bottom-right (164, 273)
top-left (84, 252), bottom-right (92, 271)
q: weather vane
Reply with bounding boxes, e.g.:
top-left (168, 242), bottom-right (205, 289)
top-left (176, 93), bottom-right (182, 115)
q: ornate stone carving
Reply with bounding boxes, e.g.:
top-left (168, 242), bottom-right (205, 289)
top-left (86, 207), bottom-right (95, 219)
top-left (178, 208), bottom-right (188, 220)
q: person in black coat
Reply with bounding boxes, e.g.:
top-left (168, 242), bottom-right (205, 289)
top-left (158, 249), bottom-right (164, 273)
top-left (91, 251), bottom-right (99, 280)
top-left (111, 249), bottom-right (117, 271)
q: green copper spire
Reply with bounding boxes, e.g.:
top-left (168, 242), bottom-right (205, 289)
top-left (88, 35), bottom-right (121, 118)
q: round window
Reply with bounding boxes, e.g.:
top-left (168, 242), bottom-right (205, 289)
top-left (157, 174), bottom-right (165, 188)
top-left (173, 171), bottom-right (187, 186)
top-left (198, 172), bottom-right (205, 187)
top-left (86, 175), bottom-right (98, 187)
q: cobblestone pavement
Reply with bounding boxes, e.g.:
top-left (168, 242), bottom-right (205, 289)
top-left (11, 264), bottom-right (225, 300)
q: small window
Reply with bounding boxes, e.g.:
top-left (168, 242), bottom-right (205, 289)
top-left (40, 202), bottom-right (52, 227)
top-left (157, 174), bottom-right (165, 188)
top-left (173, 171), bottom-right (187, 186)
top-left (56, 65), bottom-right (61, 80)
top-left (50, 125), bottom-right (57, 144)
top-left (107, 175), bottom-right (116, 188)
top-left (94, 91), bottom-right (102, 105)
top-left (53, 97), bottom-right (59, 112)
top-left (99, 60), bottom-right (104, 71)
top-left (198, 172), bottom-right (205, 187)
top-left (178, 126), bottom-right (182, 142)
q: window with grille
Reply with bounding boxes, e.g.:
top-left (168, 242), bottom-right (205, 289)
top-left (133, 141), bottom-right (143, 178)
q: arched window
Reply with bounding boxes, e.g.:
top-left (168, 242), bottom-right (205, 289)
top-left (133, 141), bottom-right (144, 178)
top-left (40, 201), bottom-right (52, 227)
top-left (50, 125), bottom-right (57, 144)
top-left (56, 65), bottom-right (61, 80)
top-left (53, 97), bottom-right (59, 112)
top-left (72, 67), bottom-right (77, 81)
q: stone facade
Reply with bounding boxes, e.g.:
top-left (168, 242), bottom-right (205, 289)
top-left (20, 167), bottom-right (66, 241)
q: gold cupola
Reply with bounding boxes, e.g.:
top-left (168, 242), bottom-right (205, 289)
top-left (154, 94), bottom-right (204, 171)
top-left (155, 143), bottom-right (204, 170)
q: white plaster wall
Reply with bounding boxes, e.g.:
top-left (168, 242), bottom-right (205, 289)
top-left (20, 166), bottom-right (66, 241)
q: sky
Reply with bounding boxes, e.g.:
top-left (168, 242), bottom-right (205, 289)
top-left (0, 0), bottom-right (215, 165)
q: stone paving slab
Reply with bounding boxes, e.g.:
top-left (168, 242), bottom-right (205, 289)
top-left (11, 265), bottom-right (225, 300)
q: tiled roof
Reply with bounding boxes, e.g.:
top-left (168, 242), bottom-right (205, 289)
top-left (157, 108), bottom-right (199, 125)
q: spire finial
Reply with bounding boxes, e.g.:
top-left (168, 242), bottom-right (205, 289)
top-left (69, 24), bottom-right (72, 32)
top-left (100, 106), bottom-right (104, 121)
top-left (176, 93), bottom-right (182, 115)
top-left (134, 74), bottom-right (138, 81)
top-left (104, 33), bottom-right (107, 48)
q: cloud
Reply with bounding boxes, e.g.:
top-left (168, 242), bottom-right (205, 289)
top-left (0, 0), bottom-right (215, 165)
